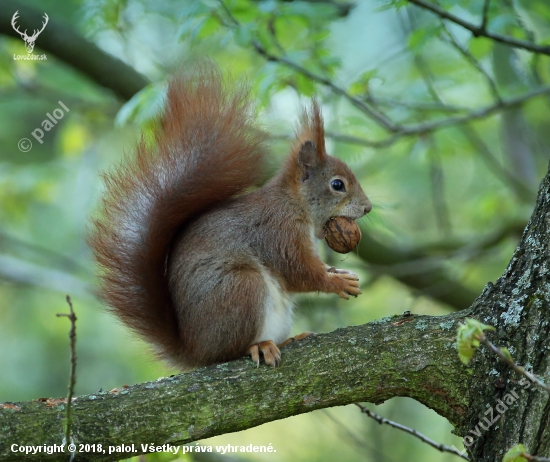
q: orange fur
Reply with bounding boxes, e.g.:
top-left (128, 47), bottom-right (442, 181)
top-left (88, 64), bottom-right (267, 362)
top-left (89, 64), bottom-right (371, 368)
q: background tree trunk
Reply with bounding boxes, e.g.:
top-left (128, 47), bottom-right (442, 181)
top-left (462, 165), bottom-right (550, 460)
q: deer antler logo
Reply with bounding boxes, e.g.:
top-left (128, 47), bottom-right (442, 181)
top-left (11, 11), bottom-right (49, 54)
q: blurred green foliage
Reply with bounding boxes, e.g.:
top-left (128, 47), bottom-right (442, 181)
top-left (1, 0), bottom-right (550, 460)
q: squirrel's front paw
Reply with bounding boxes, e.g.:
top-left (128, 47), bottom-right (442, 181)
top-left (246, 340), bottom-right (281, 367)
top-left (328, 271), bottom-right (361, 299)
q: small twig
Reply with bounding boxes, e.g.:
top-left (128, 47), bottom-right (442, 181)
top-left (479, 335), bottom-right (550, 394)
top-left (363, 96), bottom-right (467, 113)
top-left (218, 0), bottom-right (400, 133)
top-left (219, 0), bottom-right (550, 157)
top-left (427, 136), bottom-right (452, 235)
top-left (409, 48), bottom-right (530, 205)
top-left (0, 229), bottom-right (89, 274)
top-left (522, 454), bottom-right (550, 462)
top-left (480, 0), bottom-right (491, 32)
top-left (414, 218), bottom-right (524, 255)
top-left (407, 0), bottom-right (550, 56)
top-left (501, 0), bottom-right (543, 86)
top-left (322, 408), bottom-right (402, 461)
top-left (267, 15), bottom-right (285, 55)
top-left (460, 124), bottom-right (533, 202)
top-left (440, 22), bottom-right (501, 102)
top-left (413, 56), bottom-right (442, 105)
top-left (405, 54), bottom-right (452, 236)
top-left (280, 83), bottom-right (550, 151)
top-left (254, 45), bottom-right (400, 132)
top-left (355, 403), bottom-right (469, 460)
top-left (398, 83), bottom-right (550, 136)
top-left (325, 131), bottom-right (396, 148)
top-left (57, 295), bottom-right (78, 454)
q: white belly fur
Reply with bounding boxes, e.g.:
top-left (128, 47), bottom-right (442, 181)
top-left (256, 267), bottom-right (294, 345)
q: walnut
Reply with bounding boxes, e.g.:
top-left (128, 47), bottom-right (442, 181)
top-left (324, 217), bottom-right (362, 254)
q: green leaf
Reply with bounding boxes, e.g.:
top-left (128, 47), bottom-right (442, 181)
top-left (195, 16), bottom-right (222, 40)
top-left (375, 0), bottom-right (407, 12)
top-left (502, 444), bottom-right (528, 462)
top-left (456, 318), bottom-right (495, 365)
top-left (233, 25), bottom-right (253, 47)
top-left (285, 50), bottom-right (309, 65)
top-left (468, 37), bottom-right (494, 60)
top-left (177, 2), bottom-right (211, 20)
top-left (349, 70), bottom-right (378, 96)
top-left (257, 0), bottom-right (277, 14)
top-left (408, 26), bottom-right (440, 52)
top-left (115, 82), bottom-right (166, 127)
top-left (408, 29), bottom-right (427, 51)
top-left (295, 72), bottom-right (316, 96)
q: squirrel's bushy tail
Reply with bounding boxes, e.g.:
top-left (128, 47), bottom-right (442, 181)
top-left (89, 64), bottom-right (268, 362)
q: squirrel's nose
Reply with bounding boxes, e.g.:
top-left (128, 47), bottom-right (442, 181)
top-left (363, 201), bottom-right (372, 215)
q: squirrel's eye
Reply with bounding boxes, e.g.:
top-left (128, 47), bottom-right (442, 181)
top-left (331, 179), bottom-right (345, 192)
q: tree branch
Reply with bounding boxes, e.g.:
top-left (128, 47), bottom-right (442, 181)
top-left (364, 95), bottom-right (467, 113)
top-left (479, 335), bottom-right (550, 394)
top-left (0, 2), bottom-right (149, 100)
top-left (56, 296), bottom-right (78, 450)
top-left (218, 0), bottom-right (399, 133)
top-left (398, 84), bottom-right (550, 137)
top-left (280, 0), bottom-right (355, 17)
top-left (0, 254), bottom-right (94, 297)
top-left (440, 21), bottom-right (501, 103)
top-left (355, 403), bottom-right (469, 460)
top-left (480, 0), bottom-right (491, 32)
top-left (460, 124), bottom-right (535, 202)
top-left (301, 84), bottom-right (550, 150)
top-left (356, 233), bottom-right (480, 310)
top-left (0, 312), bottom-right (470, 461)
top-left (407, 0), bottom-right (550, 56)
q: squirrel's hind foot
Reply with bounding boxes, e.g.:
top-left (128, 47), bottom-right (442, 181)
top-left (247, 340), bottom-right (281, 367)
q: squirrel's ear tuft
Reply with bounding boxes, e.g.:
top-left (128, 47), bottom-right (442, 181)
top-left (308, 98), bottom-right (326, 158)
top-left (294, 98), bottom-right (327, 162)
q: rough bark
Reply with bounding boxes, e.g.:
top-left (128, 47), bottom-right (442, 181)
top-left (459, 166), bottom-right (550, 460)
top-left (0, 311), bottom-right (469, 461)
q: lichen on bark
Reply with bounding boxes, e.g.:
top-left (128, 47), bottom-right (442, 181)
top-left (1, 312), bottom-right (469, 461)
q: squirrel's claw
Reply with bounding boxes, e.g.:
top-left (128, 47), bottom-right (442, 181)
top-left (328, 271), bottom-right (362, 299)
top-left (246, 340), bottom-right (281, 367)
top-left (247, 344), bottom-right (261, 367)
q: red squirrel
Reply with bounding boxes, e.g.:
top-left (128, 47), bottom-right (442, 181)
top-left (89, 64), bottom-right (372, 369)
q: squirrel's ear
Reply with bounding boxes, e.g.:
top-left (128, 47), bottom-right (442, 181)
top-left (297, 141), bottom-right (322, 181)
top-left (298, 141), bottom-right (322, 168)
